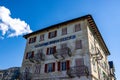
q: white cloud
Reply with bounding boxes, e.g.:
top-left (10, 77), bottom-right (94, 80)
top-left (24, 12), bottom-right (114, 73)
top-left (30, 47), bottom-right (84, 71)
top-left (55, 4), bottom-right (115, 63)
top-left (0, 6), bottom-right (32, 38)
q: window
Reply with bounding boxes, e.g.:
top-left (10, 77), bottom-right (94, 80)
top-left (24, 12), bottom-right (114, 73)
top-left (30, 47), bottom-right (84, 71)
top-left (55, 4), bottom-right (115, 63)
top-left (25, 66), bottom-right (30, 73)
top-left (44, 63), bottom-right (55, 73)
top-left (35, 49), bottom-right (43, 60)
top-left (46, 46), bottom-right (56, 55)
top-left (40, 34), bottom-right (44, 41)
top-left (62, 27), bottom-right (67, 35)
top-left (34, 64), bottom-right (41, 74)
top-left (29, 37), bottom-right (36, 44)
top-left (75, 58), bottom-right (84, 66)
top-left (26, 51), bottom-right (34, 59)
top-left (58, 60), bottom-right (70, 71)
top-left (75, 40), bottom-right (82, 49)
top-left (48, 31), bottom-right (57, 39)
top-left (75, 23), bottom-right (81, 32)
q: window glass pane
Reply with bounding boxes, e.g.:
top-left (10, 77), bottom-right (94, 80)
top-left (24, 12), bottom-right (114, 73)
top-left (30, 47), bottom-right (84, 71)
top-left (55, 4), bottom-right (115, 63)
top-left (62, 62), bottom-right (66, 71)
top-left (48, 64), bottom-right (52, 72)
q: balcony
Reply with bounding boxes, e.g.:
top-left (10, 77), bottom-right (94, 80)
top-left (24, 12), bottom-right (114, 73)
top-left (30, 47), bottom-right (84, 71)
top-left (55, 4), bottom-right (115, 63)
top-left (29, 52), bottom-right (45, 63)
top-left (53, 47), bottom-right (72, 59)
top-left (21, 72), bottom-right (32, 80)
top-left (90, 48), bottom-right (103, 60)
top-left (67, 65), bottom-right (89, 78)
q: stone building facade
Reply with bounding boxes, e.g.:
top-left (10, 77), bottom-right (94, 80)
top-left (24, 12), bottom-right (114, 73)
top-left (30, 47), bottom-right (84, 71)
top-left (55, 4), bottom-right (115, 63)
top-left (21, 15), bottom-right (115, 80)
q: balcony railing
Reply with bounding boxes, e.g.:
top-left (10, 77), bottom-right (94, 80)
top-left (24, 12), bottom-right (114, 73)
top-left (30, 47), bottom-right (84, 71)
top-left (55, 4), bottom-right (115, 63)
top-left (20, 72), bottom-right (32, 80)
top-left (29, 52), bottom-right (45, 63)
top-left (67, 65), bottom-right (89, 78)
top-left (53, 47), bottom-right (72, 59)
top-left (90, 48), bottom-right (103, 60)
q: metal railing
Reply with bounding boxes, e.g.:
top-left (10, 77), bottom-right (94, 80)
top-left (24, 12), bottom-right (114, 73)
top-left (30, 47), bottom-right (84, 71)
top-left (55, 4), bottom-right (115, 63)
top-left (29, 52), bottom-right (45, 63)
top-left (67, 65), bottom-right (89, 78)
top-left (53, 47), bottom-right (72, 59)
top-left (20, 72), bottom-right (32, 80)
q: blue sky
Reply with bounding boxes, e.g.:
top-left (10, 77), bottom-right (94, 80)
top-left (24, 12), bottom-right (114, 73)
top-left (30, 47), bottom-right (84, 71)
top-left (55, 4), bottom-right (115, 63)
top-left (0, 0), bottom-right (119, 79)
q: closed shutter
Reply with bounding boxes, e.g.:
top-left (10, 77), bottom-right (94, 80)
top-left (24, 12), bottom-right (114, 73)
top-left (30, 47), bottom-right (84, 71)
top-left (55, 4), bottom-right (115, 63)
top-left (40, 34), bottom-right (44, 41)
top-left (58, 62), bottom-right (61, 71)
top-left (66, 60), bottom-right (70, 70)
top-left (61, 43), bottom-right (67, 49)
top-left (34, 64), bottom-right (41, 74)
top-left (75, 23), bottom-right (81, 32)
top-left (62, 28), bottom-right (67, 35)
top-left (75, 58), bottom-right (84, 66)
top-left (45, 64), bottom-right (47, 73)
top-left (76, 40), bottom-right (82, 49)
top-left (53, 63), bottom-right (55, 71)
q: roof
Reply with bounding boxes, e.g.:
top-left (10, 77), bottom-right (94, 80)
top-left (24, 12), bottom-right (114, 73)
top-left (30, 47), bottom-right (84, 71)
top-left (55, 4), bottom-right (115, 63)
top-left (23, 14), bottom-right (110, 55)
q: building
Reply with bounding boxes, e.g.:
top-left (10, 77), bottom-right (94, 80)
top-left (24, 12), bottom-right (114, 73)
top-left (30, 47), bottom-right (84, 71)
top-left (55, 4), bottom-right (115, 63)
top-left (21, 15), bottom-right (114, 80)
top-left (109, 61), bottom-right (116, 80)
top-left (0, 67), bottom-right (20, 80)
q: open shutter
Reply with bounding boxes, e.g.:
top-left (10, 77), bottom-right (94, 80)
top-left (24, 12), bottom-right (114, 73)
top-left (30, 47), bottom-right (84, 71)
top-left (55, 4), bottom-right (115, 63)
top-left (66, 60), bottom-right (70, 70)
top-left (32, 51), bottom-right (34, 58)
top-left (29, 38), bottom-right (31, 44)
top-left (34, 37), bottom-right (36, 42)
top-left (55, 31), bottom-right (57, 37)
top-left (46, 48), bottom-right (49, 55)
top-left (45, 64), bottom-right (47, 73)
top-left (25, 53), bottom-right (28, 59)
top-left (48, 32), bottom-right (50, 38)
top-left (53, 63), bottom-right (55, 72)
top-left (58, 62), bottom-right (61, 71)
top-left (53, 46), bottom-right (56, 54)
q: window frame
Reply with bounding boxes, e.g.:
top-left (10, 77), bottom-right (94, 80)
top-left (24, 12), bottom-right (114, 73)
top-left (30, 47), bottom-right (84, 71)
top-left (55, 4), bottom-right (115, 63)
top-left (46, 46), bottom-right (56, 55)
top-left (58, 60), bottom-right (70, 71)
top-left (48, 30), bottom-right (57, 39)
top-left (26, 51), bottom-right (34, 59)
top-left (29, 36), bottom-right (36, 44)
top-left (44, 63), bottom-right (55, 73)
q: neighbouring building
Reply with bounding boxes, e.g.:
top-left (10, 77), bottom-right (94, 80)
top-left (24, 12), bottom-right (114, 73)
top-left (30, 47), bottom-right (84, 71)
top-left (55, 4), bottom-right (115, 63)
top-left (21, 15), bottom-right (115, 80)
top-left (109, 61), bottom-right (116, 80)
top-left (0, 67), bottom-right (20, 80)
